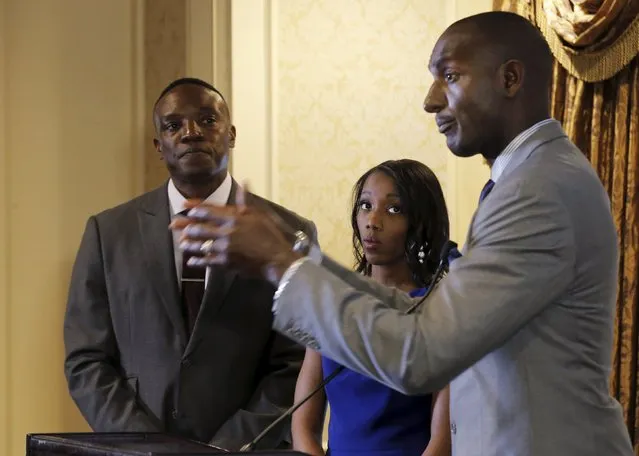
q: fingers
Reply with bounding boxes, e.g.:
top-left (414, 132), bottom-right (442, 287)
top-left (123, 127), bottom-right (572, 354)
top-left (178, 222), bottom-right (231, 242)
top-left (170, 216), bottom-right (223, 231)
top-left (170, 217), bottom-right (196, 230)
top-left (171, 204), bottom-right (237, 225)
top-left (180, 236), bottom-right (229, 254)
top-left (185, 252), bottom-right (228, 267)
top-left (179, 229), bottom-right (231, 268)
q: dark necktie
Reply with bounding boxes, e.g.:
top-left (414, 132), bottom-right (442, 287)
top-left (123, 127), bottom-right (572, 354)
top-left (479, 179), bottom-right (495, 204)
top-left (179, 210), bottom-right (205, 335)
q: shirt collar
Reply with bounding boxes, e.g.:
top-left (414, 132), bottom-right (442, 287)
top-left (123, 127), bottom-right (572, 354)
top-left (491, 118), bottom-right (556, 183)
top-left (167, 172), bottom-right (233, 216)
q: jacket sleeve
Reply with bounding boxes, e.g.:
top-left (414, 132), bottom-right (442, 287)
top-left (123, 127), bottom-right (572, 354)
top-left (63, 216), bottom-right (163, 432)
top-left (272, 177), bottom-right (576, 394)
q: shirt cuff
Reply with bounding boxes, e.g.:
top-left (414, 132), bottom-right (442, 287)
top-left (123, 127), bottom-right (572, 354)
top-left (272, 256), bottom-right (311, 315)
top-left (307, 243), bottom-right (322, 265)
top-left (272, 242), bottom-right (321, 315)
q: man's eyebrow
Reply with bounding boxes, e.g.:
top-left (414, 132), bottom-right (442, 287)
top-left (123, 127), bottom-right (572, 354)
top-left (159, 113), bottom-right (181, 121)
top-left (429, 56), bottom-right (452, 72)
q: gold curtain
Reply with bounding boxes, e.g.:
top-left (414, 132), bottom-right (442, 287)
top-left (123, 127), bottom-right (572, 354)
top-left (494, 0), bottom-right (639, 452)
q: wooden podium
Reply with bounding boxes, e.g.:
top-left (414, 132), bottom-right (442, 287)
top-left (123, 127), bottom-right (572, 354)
top-left (26, 433), bottom-right (309, 456)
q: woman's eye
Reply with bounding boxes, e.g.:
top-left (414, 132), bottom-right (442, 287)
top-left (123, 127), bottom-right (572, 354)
top-left (359, 201), bottom-right (372, 211)
top-left (388, 206), bottom-right (401, 214)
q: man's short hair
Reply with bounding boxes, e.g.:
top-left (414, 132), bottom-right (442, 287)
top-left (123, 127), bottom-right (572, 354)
top-left (154, 77), bottom-right (226, 107)
top-left (453, 12), bottom-right (553, 87)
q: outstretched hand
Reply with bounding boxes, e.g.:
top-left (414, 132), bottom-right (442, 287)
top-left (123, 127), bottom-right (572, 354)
top-left (169, 184), bottom-right (302, 284)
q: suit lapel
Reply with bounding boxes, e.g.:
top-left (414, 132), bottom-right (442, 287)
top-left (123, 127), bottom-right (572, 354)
top-left (137, 184), bottom-right (188, 348)
top-left (499, 121), bottom-right (567, 179)
top-left (465, 121), bottom-right (568, 253)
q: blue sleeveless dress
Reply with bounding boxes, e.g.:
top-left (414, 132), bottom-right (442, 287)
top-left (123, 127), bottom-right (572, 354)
top-left (322, 288), bottom-right (432, 456)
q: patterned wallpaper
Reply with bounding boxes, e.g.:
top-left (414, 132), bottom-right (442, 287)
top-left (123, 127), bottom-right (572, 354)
top-left (274, 0), bottom-right (451, 266)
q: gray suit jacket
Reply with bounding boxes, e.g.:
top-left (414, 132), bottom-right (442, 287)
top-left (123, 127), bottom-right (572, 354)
top-left (272, 122), bottom-right (634, 455)
top-left (64, 181), bottom-right (314, 451)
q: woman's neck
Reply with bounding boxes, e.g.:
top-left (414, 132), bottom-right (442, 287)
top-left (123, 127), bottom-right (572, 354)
top-left (370, 263), bottom-right (416, 293)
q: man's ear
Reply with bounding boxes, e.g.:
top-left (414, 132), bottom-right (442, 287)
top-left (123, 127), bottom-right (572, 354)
top-left (229, 125), bottom-right (237, 149)
top-left (153, 138), bottom-right (163, 160)
top-left (500, 59), bottom-right (524, 98)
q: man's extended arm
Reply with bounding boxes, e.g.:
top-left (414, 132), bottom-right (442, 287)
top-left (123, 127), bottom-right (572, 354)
top-left (272, 178), bottom-right (575, 394)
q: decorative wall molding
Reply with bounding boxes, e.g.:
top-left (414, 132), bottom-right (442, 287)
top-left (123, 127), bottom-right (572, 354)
top-left (230, 0), bottom-right (274, 199)
top-left (186, 0), bottom-right (213, 83)
top-left (0, 0), bottom-right (10, 453)
top-left (143, 0), bottom-right (187, 191)
top-left (186, 0), bottom-right (232, 170)
top-left (132, 0), bottom-right (146, 196)
top-left (211, 0), bottom-right (232, 107)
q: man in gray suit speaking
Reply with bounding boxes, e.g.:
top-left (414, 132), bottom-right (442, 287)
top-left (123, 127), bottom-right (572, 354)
top-left (173, 12), bottom-right (634, 456)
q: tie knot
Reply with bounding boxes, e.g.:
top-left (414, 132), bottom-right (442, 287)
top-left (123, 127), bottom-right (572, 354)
top-left (479, 179), bottom-right (495, 203)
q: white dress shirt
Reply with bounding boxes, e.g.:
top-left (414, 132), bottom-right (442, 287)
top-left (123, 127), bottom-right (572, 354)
top-left (168, 172), bottom-right (233, 287)
top-left (490, 118), bottom-right (556, 183)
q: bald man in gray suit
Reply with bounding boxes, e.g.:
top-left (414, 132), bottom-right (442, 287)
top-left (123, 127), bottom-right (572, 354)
top-left (173, 12), bottom-right (634, 456)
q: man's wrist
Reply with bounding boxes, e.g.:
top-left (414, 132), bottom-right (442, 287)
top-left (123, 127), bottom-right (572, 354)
top-left (264, 250), bottom-right (303, 287)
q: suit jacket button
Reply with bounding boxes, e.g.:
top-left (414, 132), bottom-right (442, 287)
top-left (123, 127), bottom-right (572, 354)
top-left (451, 421), bottom-right (457, 434)
top-left (181, 358), bottom-right (191, 368)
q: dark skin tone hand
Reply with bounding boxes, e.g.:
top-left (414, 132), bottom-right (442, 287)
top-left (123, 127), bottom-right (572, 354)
top-left (169, 186), bottom-right (302, 284)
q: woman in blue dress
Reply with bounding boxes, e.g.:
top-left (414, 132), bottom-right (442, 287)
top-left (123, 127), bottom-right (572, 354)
top-left (292, 159), bottom-right (453, 456)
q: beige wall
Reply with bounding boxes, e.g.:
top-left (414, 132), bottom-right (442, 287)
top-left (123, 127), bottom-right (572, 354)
top-left (0, 0), bottom-right (228, 452)
top-left (0, 0), bottom-right (8, 448)
top-left (231, 0), bottom-right (492, 266)
top-left (0, 1), bottom-right (145, 453)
